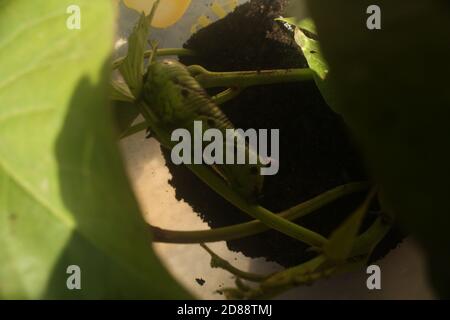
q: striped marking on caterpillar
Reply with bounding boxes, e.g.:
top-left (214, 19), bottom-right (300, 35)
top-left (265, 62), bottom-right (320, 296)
top-left (142, 60), bottom-right (264, 202)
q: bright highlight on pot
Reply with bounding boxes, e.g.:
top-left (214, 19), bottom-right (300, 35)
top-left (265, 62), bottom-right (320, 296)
top-left (123, 0), bottom-right (191, 28)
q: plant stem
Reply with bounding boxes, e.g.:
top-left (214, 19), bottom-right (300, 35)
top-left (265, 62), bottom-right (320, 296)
top-left (184, 163), bottom-right (328, 248)
top-left (113, 48), bottom-right (196, 69)
top-left (116, 66), bottom-right (311, 138)
top-left (137, 103), bottom-right (324, 246)
top-left (226, 216), bottom-right (393, 299)
top-left (201, 244), bottom-right (269, 282)
top-left (212, 87), bottom-right (243, 105)
top-left (350, 216), bottom-right (392, 257)
top-left (150, 182), bottom-right (370, 243)
top-left (194, 67), bottom-right (314, 89)
top-left (221, 255), bottom-right (328, 299)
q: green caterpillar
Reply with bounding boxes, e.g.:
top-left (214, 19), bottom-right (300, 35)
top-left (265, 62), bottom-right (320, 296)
top-left (141, 60), bottom-right (264, 202)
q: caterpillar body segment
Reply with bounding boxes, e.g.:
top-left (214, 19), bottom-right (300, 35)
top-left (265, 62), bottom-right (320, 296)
top-left (142, 60), bottom-right (264, 202)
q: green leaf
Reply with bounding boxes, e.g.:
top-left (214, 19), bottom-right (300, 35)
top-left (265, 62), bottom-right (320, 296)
top-left (110, 80), bottom-right (134, 103)
top-left (113, 2), bottom-right (161, 137)
top-left (275, 17), bottom-right (300, 27)
top-left (118, 13), bottom-right (149, 97)
top-left (295, 19), bottom-right (317, 35)
top-left (281, 18), bottom-right (338, 112)
top-left (324, 190), bottom-right (375, 262)
top-left (305, 0), bottom-right (450, 297)
top-left (0, 0), bottom-right (189, 299)
top-left (295, 27), bottom-right (338, 111)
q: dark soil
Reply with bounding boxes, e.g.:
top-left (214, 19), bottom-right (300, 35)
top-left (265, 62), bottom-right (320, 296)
top-left (160, 0), bottom-right (403, 267)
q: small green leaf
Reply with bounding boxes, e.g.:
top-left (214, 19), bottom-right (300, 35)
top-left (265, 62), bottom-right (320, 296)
top-left (294, 20), bottom-right (337, 112)
top-left (279, 18), bottom-right (338, 112)
top-left (110, 80), bottom-right (134, 102)
top-left (324, 190), bottom-right (376, 262)
top-left (294, 27), bottom-right (327, 80)
top-left (118, 13), bottom-right (149, 97)
top-left (295, 18), bottom-right (318, 35)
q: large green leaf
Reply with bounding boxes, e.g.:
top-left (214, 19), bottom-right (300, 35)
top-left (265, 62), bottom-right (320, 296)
top-left (0, 0), bottom-right (189, 299)
top-left (304, 0), bottom-right (450, 297)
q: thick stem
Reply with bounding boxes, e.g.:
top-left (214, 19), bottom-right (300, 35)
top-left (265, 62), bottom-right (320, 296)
top-left (150, 182), bottom-right (370, 243)
top-left (185, 163), bottom-right (328, 248)
top-left (138, 100), bottom-right (329, 247)
top-left (201, 244), bottom-right (268, 282)
top-left (194, 67), bottom-right (314, 89)
top-left (116, 65), bottom-right (312, 138)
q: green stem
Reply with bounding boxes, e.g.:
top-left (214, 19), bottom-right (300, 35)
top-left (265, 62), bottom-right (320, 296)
top-left (138, 99), bottom-right (328, 247)
top-left (185, 163), bottom-right (328, 248)
top-left (227, 216), bottom-right (393, 299)
top-left (212, 87), bottom-right (243, 105)
top-left (193, 67), bottom-right (314, 89)
top-left (201, 244), bottom-right (268, 282)
top-left (113, 48), bottom-right (196, 69)
top-left (150, 182), bottom-right (370, 243)
top-left (222, 255), bottom-right (329, 299)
